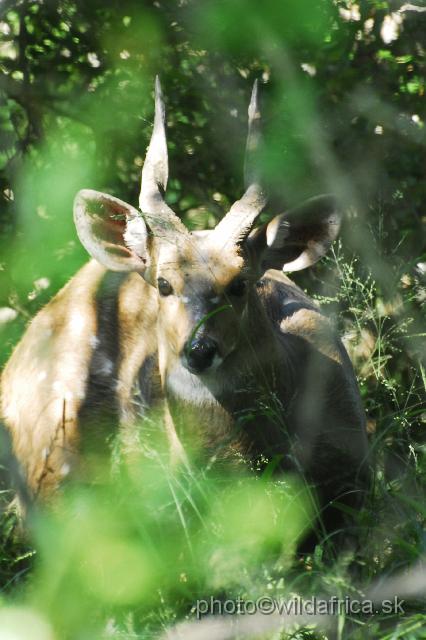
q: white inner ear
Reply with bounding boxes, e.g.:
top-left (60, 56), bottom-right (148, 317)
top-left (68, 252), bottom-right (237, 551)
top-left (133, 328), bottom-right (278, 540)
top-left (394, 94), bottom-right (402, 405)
top-left (266, 215), bottom-right (290, 247)
top-left (124, 215), bottom-right (149, 258)
top-left (282, 242), bottom-right (326, 272)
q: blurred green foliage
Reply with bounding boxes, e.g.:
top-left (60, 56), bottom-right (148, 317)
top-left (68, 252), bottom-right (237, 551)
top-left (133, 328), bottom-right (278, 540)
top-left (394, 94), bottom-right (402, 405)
top-left (0, 0), bottom-right (425, 638)
top-left (28, 456), bottom-right (312, 637)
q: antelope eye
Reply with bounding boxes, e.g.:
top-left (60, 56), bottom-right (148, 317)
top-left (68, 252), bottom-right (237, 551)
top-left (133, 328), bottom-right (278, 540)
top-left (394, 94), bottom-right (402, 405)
top-left (227, 278), bottom-right (247, 297)
top-left (157, 277), bottom-right (173, 297)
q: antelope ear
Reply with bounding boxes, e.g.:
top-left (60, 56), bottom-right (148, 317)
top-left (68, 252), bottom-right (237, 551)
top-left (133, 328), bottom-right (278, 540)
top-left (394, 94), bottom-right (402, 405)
top-left (73, 189), bottom-right (150, 273)
top-left (251, 195), bottom-right (341, 273)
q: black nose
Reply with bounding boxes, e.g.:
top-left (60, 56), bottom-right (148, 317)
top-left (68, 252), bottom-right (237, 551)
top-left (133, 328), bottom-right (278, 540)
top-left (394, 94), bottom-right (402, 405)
top-left (184, 337), bottom-right (218, 374)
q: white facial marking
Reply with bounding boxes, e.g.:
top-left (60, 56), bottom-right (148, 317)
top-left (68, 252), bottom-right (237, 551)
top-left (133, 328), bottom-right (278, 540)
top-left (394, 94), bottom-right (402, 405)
top-left (166, 357), bottom-right (229, 404)
top-left (166, 364), bottom-right (219, 406)
top-left (37, 371), bottom-right (47, 382)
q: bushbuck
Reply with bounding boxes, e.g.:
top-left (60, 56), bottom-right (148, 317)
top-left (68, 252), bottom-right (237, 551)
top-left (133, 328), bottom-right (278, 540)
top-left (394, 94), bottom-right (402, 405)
top-left (1, 79), bottom-right (369, 538)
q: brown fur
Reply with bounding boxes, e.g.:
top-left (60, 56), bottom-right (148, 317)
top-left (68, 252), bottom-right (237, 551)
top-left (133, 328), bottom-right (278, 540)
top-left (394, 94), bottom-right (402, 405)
top-left (1, 258), bottom-right (369, 499)
top-left (1, 260), bottom-right (104, 495)
top-left (0, 83), bottom-right (369, 550)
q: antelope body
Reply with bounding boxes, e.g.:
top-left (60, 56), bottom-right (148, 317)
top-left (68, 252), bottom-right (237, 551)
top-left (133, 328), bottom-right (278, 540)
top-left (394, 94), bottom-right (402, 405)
top-left (1, 80), bottom-right (369, 529)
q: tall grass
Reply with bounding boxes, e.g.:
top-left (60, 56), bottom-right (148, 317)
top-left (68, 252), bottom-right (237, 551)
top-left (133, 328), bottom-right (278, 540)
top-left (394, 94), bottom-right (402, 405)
top-left (0, 220), bottom-right (424, 639)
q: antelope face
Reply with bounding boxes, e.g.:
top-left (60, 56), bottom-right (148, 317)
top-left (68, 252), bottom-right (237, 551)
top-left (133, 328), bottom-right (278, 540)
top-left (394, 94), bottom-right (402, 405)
top-left (154, 233), bottom-right (252, 375)
top-left (74, 78), bottom-right (342, 382)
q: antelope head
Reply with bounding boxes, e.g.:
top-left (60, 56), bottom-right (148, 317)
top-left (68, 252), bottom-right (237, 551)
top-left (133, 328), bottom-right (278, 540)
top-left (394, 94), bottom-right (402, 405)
top-left (74, 78), bottom-right (341, 379)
